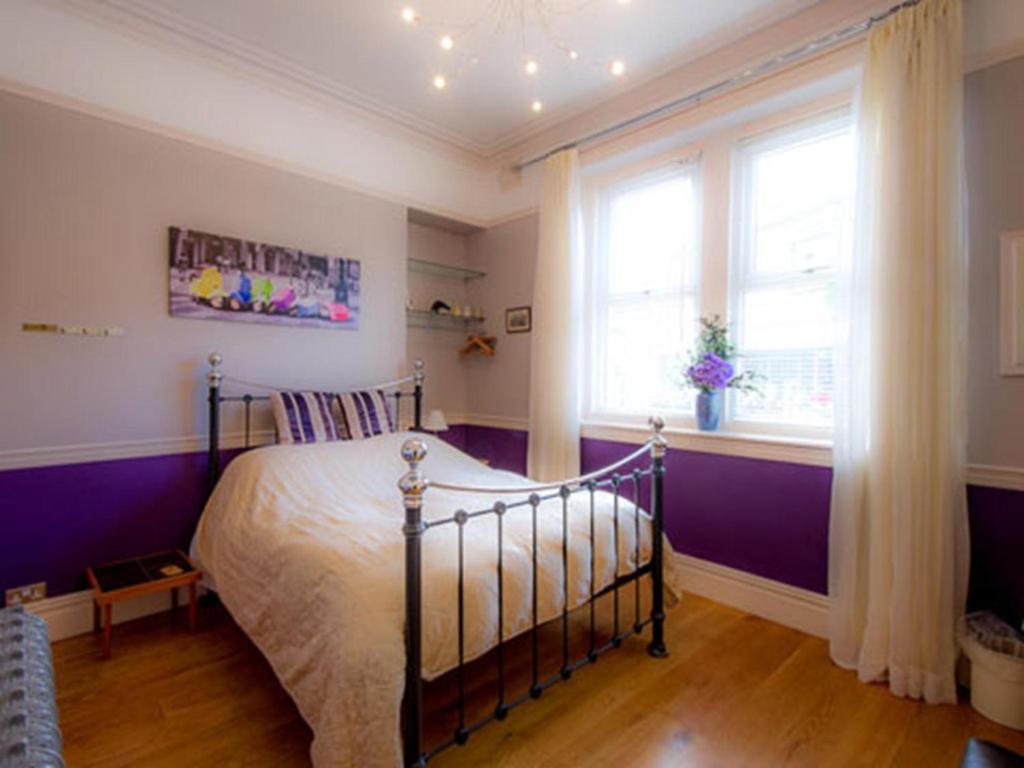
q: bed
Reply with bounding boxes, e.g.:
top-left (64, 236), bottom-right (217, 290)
top-left (194, 355), bottom-right (678, 767)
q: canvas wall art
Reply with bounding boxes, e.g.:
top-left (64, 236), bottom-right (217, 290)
top-left (169, 227), bottom-right (360, 330)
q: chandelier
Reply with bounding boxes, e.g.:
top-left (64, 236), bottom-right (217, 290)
top-left (399, 0), bottom-right (632, 114)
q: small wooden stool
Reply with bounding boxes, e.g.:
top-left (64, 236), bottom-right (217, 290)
top-left (86, 550), bottom-right (201, 659)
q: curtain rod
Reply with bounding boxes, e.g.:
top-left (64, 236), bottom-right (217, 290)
top-left (513, 0), bottom-right (922, 171)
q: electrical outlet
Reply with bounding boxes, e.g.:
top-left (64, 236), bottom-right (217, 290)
top-left (5, 582), bottom-right (46, 606)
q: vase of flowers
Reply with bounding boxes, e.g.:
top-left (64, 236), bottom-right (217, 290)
top-left (684, 316), bottom-right (761, 432)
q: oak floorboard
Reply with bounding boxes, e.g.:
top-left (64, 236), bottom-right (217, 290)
top-left (51, 595), bottom-right (1024, 767)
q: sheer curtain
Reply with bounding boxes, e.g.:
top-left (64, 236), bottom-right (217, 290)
top-left (527, 149), bottom-right (582, 482)
top-left (829, 0), bottom-right (969, 704)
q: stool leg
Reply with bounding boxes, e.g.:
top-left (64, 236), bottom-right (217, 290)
top-left (102, 604), bottom-right (112, 659)
top-left (93, 601), bottom-right (100, 633)
top-left (188, 583), bottom-right (197, 632)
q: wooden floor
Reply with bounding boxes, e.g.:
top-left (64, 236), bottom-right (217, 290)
top-left (53, 595), bottom-right (1024, 767)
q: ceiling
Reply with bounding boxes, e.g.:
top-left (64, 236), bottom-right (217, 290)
top-left (106, 0), bottom-right (819, 155)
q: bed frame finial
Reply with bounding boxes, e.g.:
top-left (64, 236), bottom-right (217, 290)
top-left (207, 352), bottom-right (223, 388)
top-left (399, 439), bottom-right (429, 496)
top-left (648, 415), bottom-right (666, 460)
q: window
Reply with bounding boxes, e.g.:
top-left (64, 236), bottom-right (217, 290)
top-left (588, 162), bottom-right (701, 418)
top-left (729, 112), bottom-right (854, 430)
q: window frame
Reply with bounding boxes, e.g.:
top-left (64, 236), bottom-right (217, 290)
top-left (724, 108), bottom-right (853, 439)
top-left (583, 155), bottom-right (704, 428)
top-left (579, 93), bottom-right (854, 449)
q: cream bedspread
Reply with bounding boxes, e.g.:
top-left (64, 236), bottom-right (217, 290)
top-left (193, 432), bottom-right (678, 767)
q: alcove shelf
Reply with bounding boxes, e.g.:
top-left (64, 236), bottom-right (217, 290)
top-left (407, 258), bottom-right (486, 281)
top-left (406, 309), bottom-right (485, 331)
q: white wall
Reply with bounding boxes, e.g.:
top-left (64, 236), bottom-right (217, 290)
top-left (0, 90), bottom-right (407, 451)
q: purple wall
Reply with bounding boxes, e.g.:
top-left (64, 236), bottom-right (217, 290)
top-left (582, 437), bottom-right (832, 594)
top-left (0, 452), bottom-right (209, 596)
top-left (967, 485), bottom-right (1024, 627)
top-left (2, 426), bottom-right (1021, 634)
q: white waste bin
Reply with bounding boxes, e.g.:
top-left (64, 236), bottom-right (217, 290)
top-left (958, 612), bottom-right (1024, 731)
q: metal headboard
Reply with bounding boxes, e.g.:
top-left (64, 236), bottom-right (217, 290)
top-left (205, 352), bottom-right (424, 494)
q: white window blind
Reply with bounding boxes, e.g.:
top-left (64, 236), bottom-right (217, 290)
top-left (730, 112), bottom-right (854, 430)
top-left (588, 162), bottom-right (701, 418)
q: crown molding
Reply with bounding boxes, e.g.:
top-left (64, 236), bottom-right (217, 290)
top-left (966, 38), bottom-right (1024, 74)
top-left (41, 0), bottom-right (829, 164)
top-left (48, 0), bottom-right (495, 165)
top-left (480, 0), bottom-right (823, 157)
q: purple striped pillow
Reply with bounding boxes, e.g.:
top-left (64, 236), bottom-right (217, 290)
top-left (335, 390), bottom-right (396, 440)
top-left (269, 391), bottom-right (344, 444)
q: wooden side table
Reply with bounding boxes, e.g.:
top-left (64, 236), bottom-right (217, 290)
top-left (86, 550), bottom-right (201, 659)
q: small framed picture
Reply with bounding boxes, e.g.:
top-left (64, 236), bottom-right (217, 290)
top-left (505, 306), bottom-right (532, 334)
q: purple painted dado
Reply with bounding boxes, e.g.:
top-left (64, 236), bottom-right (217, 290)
top-left (581, 437), bottom-right (832, 594)
top-left (3, 425), bottom-right (1022, 634)
top-left (967, 485), bottom-right (1024, 628)
top-left (1, 452), bottom-right (210, 597)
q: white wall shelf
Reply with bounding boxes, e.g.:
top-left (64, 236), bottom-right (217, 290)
top-left (406, 309), bottom-right (485, 331)
top-left (407, 258), bottom-right (485, 281)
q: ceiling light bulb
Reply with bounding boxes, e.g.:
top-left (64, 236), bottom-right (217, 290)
top-left (401, 7), bottom-right (418, 23)
top-left (617, 0), bottom-right (631, 5)
top-left (524, 60), bottom-right (539, 76)
top-left (610, 59), bottom-right (626, 76)
top-left (440, 35), bottom-right (454, 51)
top-left (569, 50), bottom-right (579, 60)
top-left (433, 74), bottom-right (447, 90)
top-left (531, 100), bottom-right (543, 113)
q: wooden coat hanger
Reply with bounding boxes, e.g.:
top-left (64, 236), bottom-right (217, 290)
top-left (460, 335), bottom-right (497, 357)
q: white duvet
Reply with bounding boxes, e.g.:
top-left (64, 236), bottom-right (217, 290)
top-left (193, 432), bottom-right (679, 767)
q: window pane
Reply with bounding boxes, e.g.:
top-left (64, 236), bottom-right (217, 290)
top-left (607, 173), bottom-right (698, 296)
top-left (732, 114), bottom-right (853, 429)
top-left (749, 129), bottom-right (853, 276)
top-left (591, 164), bottom-right (701, 417)
top-left (598, 296), bottom-right (696, 414)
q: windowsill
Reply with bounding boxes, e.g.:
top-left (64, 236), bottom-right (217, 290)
top-left (581, 418), bottom-right (833, 467)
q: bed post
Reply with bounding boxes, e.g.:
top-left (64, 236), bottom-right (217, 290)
top-left (207, 353), bottom-right (223, 496)
top-left (646, 416), bottom-right (668, 658)
top-left (399, 438), bottom-right (428, 768)
top-left (412, 359), bottom-right (424, 431)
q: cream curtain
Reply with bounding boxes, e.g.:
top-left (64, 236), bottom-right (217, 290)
top-left (829, 0), bottom-right (969, 704)
top-left (527, 149), bottom-right (582, 482)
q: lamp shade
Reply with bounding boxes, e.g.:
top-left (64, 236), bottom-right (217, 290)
top-left (423, 409), bottom-right (448, 432)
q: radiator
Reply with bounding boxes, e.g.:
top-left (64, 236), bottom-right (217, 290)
top-left (1, 606), bottom-right (64, 767)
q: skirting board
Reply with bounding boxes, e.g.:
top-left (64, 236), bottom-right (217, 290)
top-left (672, 553), bottom-right (829, 639)
top-left (24, 586), bottom-right (202, 643)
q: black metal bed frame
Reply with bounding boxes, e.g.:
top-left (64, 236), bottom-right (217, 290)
top-left (204, 353), bottom-right (668, 767)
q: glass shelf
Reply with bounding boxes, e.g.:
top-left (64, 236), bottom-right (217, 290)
top-left (406, 309), bottom-right (486, 331)
top-left (407, 258), bottom-right (486, 281)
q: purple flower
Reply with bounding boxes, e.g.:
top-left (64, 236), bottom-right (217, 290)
top-left (685, 352), bottom-right (734, 392)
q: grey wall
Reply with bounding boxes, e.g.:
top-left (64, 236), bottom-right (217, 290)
top-left (965, 55), bottom-right (1024, 469)
top-left (465, 214), bottom-right (538, 421)
top-left (0, 91), bottom-right (407, 450)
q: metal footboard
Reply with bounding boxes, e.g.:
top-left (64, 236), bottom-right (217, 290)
top-left (399, 417), bottom-right (669, 767)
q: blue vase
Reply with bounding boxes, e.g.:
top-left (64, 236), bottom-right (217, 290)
top-left (696, 390), bottom-right (722, 431)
